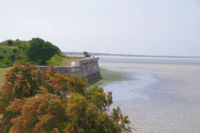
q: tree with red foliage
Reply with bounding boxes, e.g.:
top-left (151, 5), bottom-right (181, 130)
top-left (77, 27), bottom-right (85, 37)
top-left (0, 63), bottom-right (132, 133)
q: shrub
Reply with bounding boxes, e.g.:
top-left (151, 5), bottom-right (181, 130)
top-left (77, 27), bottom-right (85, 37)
top-left (15, 39), bottom-right (20, 45)
top-left (0, 55), bottom-right (4, 60)
top-left (3, 50), bottom-right (7, 53)
top-left (5, 60), bottom-right (12, 66)
top-left (8, 54), bottom-right (16, 61)
top-left (83, 51), bottom-right (91, 57)
top-left (17, 44), bottom-right (27, 51)
top-left (12, 48), bottom-right (17, 53)
top-left (26, 38), bottom-right (61, 65)
top-left (7, 40), bottom-right (13, 46)
top-left (0, 63), bottom-right (132, 133)
top-left (16, 56), bottom-right (21, 59)
top-left (47, 54), bottom-right (63, 66)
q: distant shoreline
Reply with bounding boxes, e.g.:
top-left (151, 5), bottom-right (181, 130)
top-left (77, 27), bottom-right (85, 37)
top-left (65, 52), bottom-right (200, 59)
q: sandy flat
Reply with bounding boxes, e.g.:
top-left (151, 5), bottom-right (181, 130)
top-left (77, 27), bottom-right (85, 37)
top-left (102, 62), bottom-right (200, 133)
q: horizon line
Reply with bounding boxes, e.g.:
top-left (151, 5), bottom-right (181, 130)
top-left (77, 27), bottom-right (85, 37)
top-left (64, 51), bottom-right (200, 58)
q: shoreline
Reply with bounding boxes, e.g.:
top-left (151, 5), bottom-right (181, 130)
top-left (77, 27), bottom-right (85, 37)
top-left (87, 68), bottom-right (129, 88)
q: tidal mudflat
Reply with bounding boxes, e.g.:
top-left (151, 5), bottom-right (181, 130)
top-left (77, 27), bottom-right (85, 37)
top-left (99, 56), bottom-right (200, 133)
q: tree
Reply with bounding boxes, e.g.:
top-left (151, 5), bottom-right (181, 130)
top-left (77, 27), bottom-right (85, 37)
top-left (7, 40), bottom-right (13, 46)
top-left (7, 89), bottom-right (66, 133)
top-left (0, 63), bottom-right (44, 132)
top-left (0, 63), bottom-right (132, 133)
top-left (26, 38), bottom-right (61, 65)
top-left (83, 51), bottom-right (91, 57)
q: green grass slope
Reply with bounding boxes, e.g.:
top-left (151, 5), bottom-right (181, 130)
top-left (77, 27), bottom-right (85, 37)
top-left (0, 45), bottom-right (27, 67)
top-left (0, 42), bottom-right (83, 68)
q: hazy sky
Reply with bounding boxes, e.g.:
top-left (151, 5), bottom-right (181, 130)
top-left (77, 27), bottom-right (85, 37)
top-left (0, 0), bottom-right (200, 56)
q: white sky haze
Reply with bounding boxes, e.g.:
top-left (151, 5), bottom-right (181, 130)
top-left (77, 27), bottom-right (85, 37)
top-left (0, 0), bottom-right (200, 56)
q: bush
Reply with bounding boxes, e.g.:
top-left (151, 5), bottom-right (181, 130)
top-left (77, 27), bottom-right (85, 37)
top-left (16, 55), bottom-right (21, 59)
top-left (12, 48), bottom-right (17, 53)
top-left (0, 55), bottom-right (4, 60)
top-left (0, 63), bottom-right (132, 133)
top-left (26, 38), bottom-right (61, 65)
top-left (3, 50), bottom-right (7, 53)
top-left (8, 54), bottom-right (16, 61)
top-left (7, 40), bottom-right (13, 46)
top-left (47, 54), bottom-right (63, 66)
top-left (5, 60), bottom-right (11, 66)
top-left (83, 51), bottom-right (91, 57)
top-left (15, 39), bottom-right (20, 45)
top-left (17, 44), bottom-right (27, 51)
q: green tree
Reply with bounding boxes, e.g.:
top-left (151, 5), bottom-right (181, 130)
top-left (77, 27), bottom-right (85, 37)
top-left (0, 63), bottom-right (132, 133)
top-left (7, 40), bottom-right (13, 46)
top-left (15, 39), bottom-right (20, 45)
top-left (26, 38), bottom-right (61, 65)
top-left (83, 51), bottom-right (91, 57)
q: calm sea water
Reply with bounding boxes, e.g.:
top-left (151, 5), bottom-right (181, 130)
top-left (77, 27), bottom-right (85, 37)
top-left (98, 55), bottom-right (200, 133)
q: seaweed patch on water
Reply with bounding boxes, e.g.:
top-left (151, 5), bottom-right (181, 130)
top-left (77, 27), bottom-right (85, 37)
top-left (87, 68), bottom-right (129, 88)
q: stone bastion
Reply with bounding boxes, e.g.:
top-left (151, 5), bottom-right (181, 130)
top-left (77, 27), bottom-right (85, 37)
top-left (37, 57), bottom-right (101, 81)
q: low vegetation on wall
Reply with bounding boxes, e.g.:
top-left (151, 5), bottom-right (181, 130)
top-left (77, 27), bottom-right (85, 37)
top-left (0, 63), bottom-right (132, 133)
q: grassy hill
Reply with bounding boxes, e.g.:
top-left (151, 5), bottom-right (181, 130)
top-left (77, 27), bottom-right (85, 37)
top-left (0, 39), bottom-right (83, 67)
top-left (0, 45), bottom-right (27, 67)
top-left (0, 39), bottom-right (29, 67)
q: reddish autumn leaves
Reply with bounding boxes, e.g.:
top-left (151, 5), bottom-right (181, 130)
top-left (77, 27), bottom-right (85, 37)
top-left (0, 63), bottom-right (131, 133)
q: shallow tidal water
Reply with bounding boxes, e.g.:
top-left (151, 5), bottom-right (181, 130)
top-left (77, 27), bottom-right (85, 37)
top-left (98, 56), bottom-right (200, 133)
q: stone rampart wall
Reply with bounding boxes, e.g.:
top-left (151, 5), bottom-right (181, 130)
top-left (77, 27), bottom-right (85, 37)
top-left (37, 57), bottom-right (101, 81)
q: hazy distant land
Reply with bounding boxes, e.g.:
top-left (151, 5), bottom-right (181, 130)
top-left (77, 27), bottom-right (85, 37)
top-left (65, 52), bottom-right (200, 58)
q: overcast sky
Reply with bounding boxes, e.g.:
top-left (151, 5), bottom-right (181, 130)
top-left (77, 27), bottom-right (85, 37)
top-left (0, 0), bottom-right (200, 56)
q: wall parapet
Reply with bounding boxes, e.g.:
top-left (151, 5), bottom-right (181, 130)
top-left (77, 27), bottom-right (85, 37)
top-left (37, 57), bottom-right (101, 81)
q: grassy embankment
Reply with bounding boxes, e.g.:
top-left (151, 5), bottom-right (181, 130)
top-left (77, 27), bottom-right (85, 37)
top-left (0, 45), bottom-right (83, 67)
top-left (0, 45), bottom-right (26, 67)
top-left (57, 56), bottom-right (83, 66)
